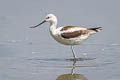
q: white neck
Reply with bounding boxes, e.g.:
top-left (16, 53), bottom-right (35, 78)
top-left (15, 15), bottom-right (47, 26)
top-left (49, 21), bottom-right (57, 34)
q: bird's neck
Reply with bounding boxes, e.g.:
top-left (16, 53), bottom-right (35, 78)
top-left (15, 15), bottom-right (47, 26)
top-left (49, 22), bottom-right (57, 34)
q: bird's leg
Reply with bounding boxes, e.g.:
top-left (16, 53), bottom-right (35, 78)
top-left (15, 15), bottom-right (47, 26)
top-left (71, 46), bottom-right (77, 62)
top-left (71, 59), bottom-right (77, 75)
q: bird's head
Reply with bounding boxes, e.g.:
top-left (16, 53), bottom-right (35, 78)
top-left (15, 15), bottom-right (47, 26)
top-left (30, 14), bottom-right (57, 28)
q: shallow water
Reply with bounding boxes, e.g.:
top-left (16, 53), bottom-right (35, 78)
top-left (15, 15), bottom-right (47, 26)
top-left (0, 41), bottom-right (120, 80)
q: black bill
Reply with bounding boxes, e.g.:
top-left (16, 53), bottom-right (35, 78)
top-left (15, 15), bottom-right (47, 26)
top-left (29, 20), bottom-right (46, 28)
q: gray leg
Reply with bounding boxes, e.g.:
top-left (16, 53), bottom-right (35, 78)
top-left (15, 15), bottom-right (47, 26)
top-left (71, 46), bottom-right (76, 60)
top-left (71, 59), bottom-right (77, 75)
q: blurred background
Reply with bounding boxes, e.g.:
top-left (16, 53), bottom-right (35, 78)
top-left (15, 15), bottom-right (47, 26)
top-left (0, 0), bottom-right (120, 80)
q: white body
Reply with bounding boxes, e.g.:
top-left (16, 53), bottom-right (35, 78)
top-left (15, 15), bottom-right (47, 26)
top-left (49, 26), bottom-right (90, 45)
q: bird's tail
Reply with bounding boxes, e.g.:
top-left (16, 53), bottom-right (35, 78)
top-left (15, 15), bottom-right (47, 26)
top-left (88, 27), bottom-right (102, 32)
top-left (87, 27), bottom-right (102, 35)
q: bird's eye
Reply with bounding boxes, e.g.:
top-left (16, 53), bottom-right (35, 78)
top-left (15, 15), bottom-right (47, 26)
top-left (46, 17), bottom-right (50, 19)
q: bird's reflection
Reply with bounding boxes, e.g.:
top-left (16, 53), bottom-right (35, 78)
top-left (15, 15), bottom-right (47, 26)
top-left (56, 60), bottom-right (88, 80)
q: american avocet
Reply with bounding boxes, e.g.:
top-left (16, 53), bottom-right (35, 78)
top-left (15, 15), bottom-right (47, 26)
top-left (30, 14), bottom-right (102, 60)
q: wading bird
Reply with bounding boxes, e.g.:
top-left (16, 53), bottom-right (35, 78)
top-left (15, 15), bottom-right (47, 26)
top-left (30, 14), bottom-right (102, 61)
